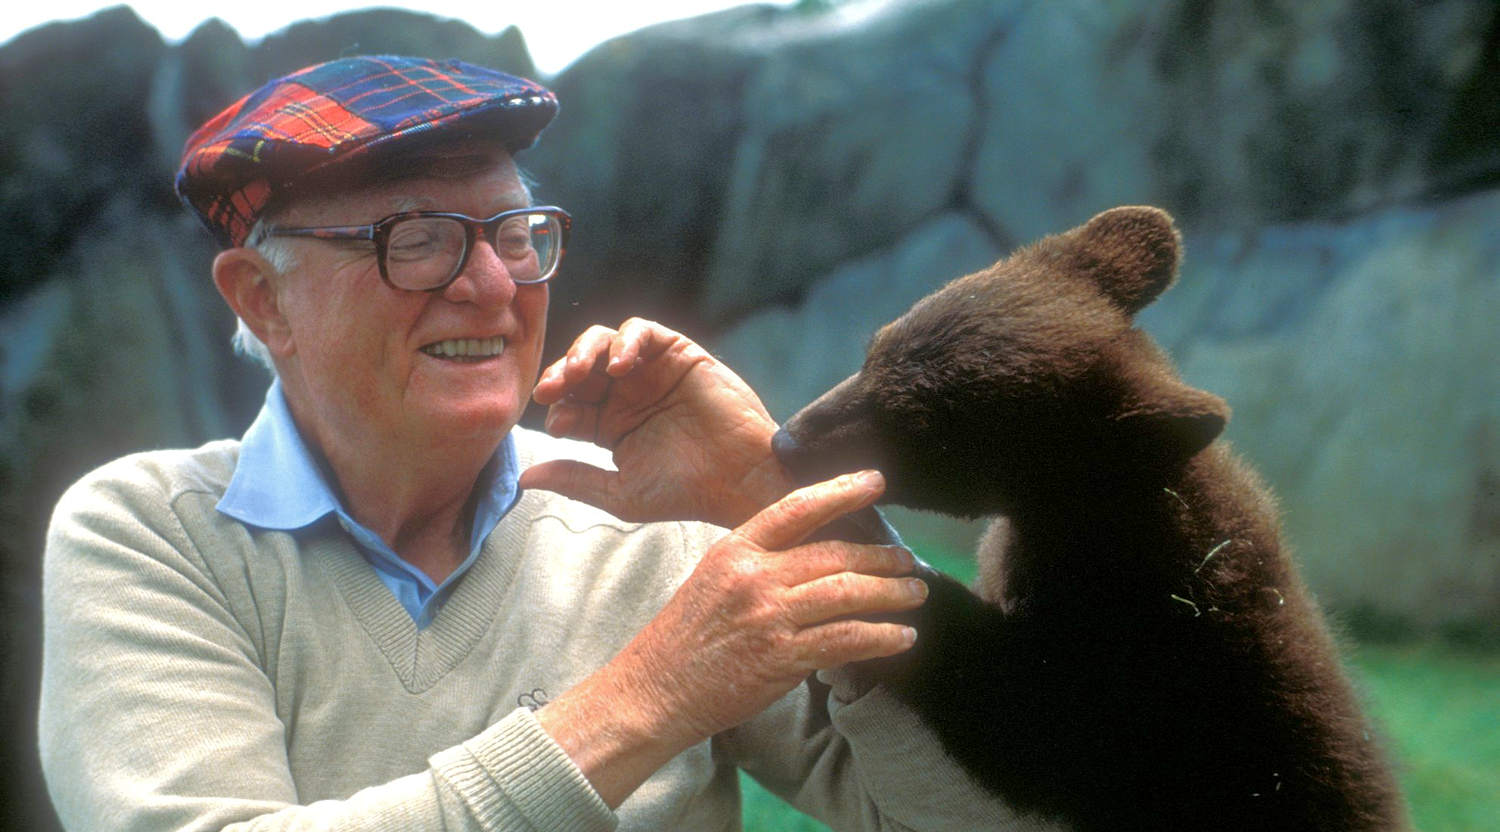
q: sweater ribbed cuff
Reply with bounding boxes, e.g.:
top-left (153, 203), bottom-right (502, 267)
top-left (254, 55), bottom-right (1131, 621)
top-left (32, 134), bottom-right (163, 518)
top-left (431, 707), bottom-right (616, 831)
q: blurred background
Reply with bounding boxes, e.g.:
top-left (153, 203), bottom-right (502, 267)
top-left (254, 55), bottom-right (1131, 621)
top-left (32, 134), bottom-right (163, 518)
top-left (2, 1), bottom-right (1496, 828)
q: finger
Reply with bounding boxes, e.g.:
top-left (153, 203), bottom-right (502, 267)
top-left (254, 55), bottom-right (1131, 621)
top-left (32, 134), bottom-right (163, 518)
top-left (782, 573), bottom-right (928, 627)
top-left (597, 319), bottom-right (687, 380)
top-left (563, 326), bottom-right (618, 386)
top-left (518, 459), bottom-right (623, 512)
top-left (536, 351), bottom-right (614, 409)
top-left (735, 471), bottom-right (885, 553)
top-left (533, 332), bottom-right (613, 406)
top-left (773, 541), bottom-right (916, 586)
top-left (606, 320), bottom-right (709, 399)
top-left (532, 356), bottom-right (571, 405)
top-left (538, 322), bottom-right (670, 405)
top-left (541, 401), bottom-right (602, 444)
top-left (796, 619), bottom-right (918, 669)
top-left (607, 317), bottom-right (659, 376)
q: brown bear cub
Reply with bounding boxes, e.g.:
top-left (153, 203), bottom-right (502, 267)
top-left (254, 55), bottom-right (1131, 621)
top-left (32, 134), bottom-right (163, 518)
top-left (773, 207), bottom-right (1408, 831)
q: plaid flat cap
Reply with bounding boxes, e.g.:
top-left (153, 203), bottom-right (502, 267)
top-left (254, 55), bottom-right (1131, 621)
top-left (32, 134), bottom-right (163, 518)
top-left (175, 55), bottom-right (558, 248)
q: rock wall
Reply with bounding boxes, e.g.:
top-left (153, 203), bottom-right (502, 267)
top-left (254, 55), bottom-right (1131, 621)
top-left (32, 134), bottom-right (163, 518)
top-left (1, 1), bottom-right (1497, 826)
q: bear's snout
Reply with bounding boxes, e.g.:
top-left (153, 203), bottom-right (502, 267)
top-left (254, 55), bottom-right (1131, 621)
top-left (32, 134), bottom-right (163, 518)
top-left (771, 427), bottom-right (803, 465)
top-left (774, 372), bottom-right (889, 486)
top-left (772, 426), bottom-right (826, 485)
top-left (774, 413), bottom-right (884, 489)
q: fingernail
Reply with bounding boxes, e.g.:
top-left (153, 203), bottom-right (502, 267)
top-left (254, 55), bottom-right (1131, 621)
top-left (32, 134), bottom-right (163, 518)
top-left (902, 626), bottom-right (918, 647)
top-left (907, 578), bottom-right (929, 601)
top-left (857, 469), bottom-right (884, 489)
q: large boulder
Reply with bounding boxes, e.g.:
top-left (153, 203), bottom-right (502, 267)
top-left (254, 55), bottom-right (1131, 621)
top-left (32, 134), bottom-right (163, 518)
top-left (1141, 188), bottom-right (1500, 622)
top-left (715, 212), bottom-right (1001, 423)
top-left (523, 4), bottom-right (792, 356)
top-left (0, 197), bottom-right (246, 832)
top-left (545, 0), bottom-right (1495, 327)
top-left (697, 0), bottom-right (1017, 321)
top-left (970, 0), bottom-right (1497, 242)
top-left (0, 7), bottom-right (168, 303)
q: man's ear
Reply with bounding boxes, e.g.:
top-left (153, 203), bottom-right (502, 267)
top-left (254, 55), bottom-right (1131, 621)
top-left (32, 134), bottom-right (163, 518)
top-left (212, 248), bottom-right (293, 358)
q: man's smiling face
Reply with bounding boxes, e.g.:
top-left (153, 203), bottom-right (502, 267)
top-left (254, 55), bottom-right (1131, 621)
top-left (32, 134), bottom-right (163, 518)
top-left (268, 144), bottom-right (549, 456)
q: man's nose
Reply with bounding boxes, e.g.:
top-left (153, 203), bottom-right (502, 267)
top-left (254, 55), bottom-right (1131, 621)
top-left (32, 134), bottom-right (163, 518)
top-left (442, 238), bottom-right (518, 307)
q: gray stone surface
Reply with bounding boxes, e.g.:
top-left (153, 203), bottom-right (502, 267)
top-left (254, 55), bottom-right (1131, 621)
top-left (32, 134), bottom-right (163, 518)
top-left (1142, 189), bottom-right (1500, 620)
top-left (714, 211), bottom-right (1002, 420)
top-left (972, 0), bottom-right (1495, 241)
top-left (700, 0), bottom-right (1018, 320)
top-left (522, 6), bottom-right (779, 341)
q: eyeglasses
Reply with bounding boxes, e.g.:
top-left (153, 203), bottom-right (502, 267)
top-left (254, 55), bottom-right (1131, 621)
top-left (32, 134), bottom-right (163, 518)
top-left (258, 206), bottom-right (572, 292)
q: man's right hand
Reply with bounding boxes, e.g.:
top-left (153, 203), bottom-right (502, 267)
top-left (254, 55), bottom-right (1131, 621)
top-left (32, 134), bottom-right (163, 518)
top-left (521, 318), bottom-right (797, 530)
top-left (535, 469), bottom-right (927, 808)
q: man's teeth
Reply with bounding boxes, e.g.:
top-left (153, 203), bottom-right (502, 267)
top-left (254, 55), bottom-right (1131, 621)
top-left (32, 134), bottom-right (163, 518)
top-left (421, 337), bottom-right (505, 358)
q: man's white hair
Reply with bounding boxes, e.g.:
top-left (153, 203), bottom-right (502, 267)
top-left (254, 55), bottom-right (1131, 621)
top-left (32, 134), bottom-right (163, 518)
top-left (232, 218), bottom-right (298, 376)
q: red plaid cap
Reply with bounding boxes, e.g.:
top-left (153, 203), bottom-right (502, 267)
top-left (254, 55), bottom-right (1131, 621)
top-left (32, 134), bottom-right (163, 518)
top-left (175, 55), bottom-right (558, 248)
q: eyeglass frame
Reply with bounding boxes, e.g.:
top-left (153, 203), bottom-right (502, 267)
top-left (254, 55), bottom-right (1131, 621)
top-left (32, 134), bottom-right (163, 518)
top-left (254, 205), bottom-right (572, 292)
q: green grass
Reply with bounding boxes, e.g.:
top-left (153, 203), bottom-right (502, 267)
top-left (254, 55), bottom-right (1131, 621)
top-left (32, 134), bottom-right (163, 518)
top-left (1348, 643), bottom-right (1500, 831)
top-left (741, 775), bottom-right (833, 832)
top-left (739, 543), bottom-right (1500, 830)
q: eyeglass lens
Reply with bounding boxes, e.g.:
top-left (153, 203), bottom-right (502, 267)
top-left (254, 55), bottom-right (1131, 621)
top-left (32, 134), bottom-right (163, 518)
top-left (385, 213), bottom-right (562, 290)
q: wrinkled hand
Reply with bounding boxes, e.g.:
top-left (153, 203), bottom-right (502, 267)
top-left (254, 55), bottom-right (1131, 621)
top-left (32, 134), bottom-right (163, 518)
top-left (520, 318), bottom-right (795, 528)
top-left (631, 470), bottom-right (924, 738)
top-left (537, 470), bottom-right (925, 807)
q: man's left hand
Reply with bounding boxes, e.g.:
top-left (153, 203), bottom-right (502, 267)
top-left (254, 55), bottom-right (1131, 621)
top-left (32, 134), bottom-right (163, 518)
top-left (519, 318), bottom-right (795, 528)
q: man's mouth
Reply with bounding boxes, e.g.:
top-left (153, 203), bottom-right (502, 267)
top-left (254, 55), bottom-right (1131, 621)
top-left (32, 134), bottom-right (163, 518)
top-left (420, 336), bottom-right (506, 360)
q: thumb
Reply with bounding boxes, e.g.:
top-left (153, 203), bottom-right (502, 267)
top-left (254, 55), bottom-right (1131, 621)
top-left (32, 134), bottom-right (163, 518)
top-left (519, 459), bottom-right (624, 512)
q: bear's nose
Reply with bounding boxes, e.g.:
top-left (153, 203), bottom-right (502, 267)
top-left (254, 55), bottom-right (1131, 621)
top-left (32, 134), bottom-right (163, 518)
top-left (771, 428), bottom-right (804, 466)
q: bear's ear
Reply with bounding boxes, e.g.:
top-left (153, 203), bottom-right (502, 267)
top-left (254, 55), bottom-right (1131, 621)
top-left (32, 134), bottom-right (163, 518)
top-left (1108, 361), bottom-right (1230, 464)
top-left (1075, 206), bottom-right (1182, 316)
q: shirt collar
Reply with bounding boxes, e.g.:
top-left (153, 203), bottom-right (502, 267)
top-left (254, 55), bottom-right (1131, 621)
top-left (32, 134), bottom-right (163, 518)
top-left (218, 380), bottom-right (341, 529)
top-left (218, 380), bottom-right (520, 545)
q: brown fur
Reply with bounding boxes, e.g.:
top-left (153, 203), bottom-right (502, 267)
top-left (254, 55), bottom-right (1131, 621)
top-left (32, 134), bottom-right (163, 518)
top-left (774, 207), bottom-right (1408, 831)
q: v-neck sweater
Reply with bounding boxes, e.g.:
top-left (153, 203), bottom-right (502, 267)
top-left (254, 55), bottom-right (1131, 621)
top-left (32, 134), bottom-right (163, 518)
top-left (39, 427), bottom-right (1038, 831)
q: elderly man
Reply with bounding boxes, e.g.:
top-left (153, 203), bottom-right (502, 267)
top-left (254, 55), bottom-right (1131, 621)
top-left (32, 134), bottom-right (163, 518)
top-left (38, 56), bottom-right (1022, 831)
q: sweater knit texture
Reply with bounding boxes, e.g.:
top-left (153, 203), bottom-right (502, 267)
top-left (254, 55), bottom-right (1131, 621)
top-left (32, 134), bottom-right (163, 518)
top-left (39, 427), bottom-right (1046, 831)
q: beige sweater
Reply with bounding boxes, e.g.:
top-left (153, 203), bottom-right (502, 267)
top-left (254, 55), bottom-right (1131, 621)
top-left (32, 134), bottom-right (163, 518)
top-left (39, 427), bottom-right (1040, 831)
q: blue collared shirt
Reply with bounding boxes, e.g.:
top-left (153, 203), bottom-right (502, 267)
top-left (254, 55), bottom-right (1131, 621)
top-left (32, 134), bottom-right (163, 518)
top-left (217, 381), bottom-right (520, 628)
